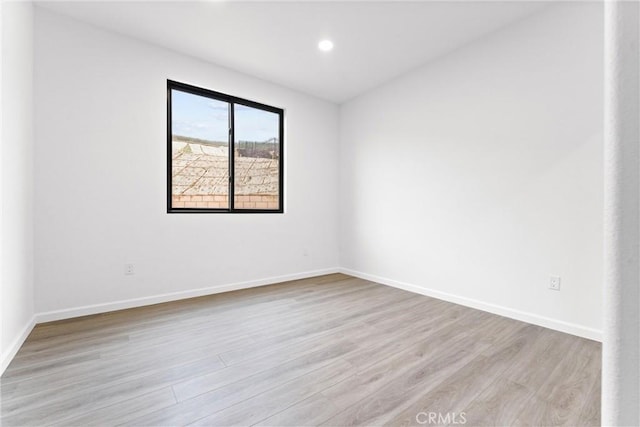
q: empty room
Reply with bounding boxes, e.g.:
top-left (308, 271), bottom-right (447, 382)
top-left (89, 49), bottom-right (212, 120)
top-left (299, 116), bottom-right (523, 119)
top-left (1, 0), bottom-right (639, 426)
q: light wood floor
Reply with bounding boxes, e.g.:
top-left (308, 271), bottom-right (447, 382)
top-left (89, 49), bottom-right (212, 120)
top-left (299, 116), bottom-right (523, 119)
top-left (0, 274), bottom-right (601, 426)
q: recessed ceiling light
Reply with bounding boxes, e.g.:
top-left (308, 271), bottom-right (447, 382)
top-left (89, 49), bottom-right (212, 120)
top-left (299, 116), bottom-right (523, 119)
top-left (318, 40), bottom-right (334, 52)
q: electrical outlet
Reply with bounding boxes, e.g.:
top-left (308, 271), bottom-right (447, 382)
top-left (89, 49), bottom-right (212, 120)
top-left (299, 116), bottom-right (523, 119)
top-left (549, 275), bottom-right (561, 291)
top-left (303, 248), bottom-right (309, 257)
top-left (125, 264), bottom-right (135, 276)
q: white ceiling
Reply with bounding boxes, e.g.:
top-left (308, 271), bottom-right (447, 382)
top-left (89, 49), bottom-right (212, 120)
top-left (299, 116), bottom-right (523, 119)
top-left (37, 1), bottom-right (547, 103)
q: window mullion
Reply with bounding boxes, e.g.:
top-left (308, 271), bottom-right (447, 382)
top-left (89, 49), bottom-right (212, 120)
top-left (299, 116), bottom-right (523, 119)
top-left (229, 102), bottom-right (235, 212)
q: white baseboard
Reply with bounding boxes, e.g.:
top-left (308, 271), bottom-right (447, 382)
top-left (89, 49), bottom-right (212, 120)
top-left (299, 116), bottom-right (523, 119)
top-left (35, 268), bottom-right (340, 324)
top-left (340, 268), bottom-right (602, 342)
top-left (1, 316), bottom-right (36, 376)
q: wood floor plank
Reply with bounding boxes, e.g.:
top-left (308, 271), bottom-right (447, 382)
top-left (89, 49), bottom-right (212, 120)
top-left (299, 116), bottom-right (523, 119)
top-left (505, 328), bottom-right (582, 393)
top-left (320, 338), bottom-right (485, 426)
top-left (380, 325), bottom-right (543, 427)
top-left (220, 293), bottom-right (428, 367)
top-left (0, 273), bottom-right (600, 427)
top-left (2, 355), bottom-right (225, 426)
top-left (57, 387), bottom-right (177, 426)
top-left (322, 325), bottom-right (478, 414)
top-left (521, 337), bottom-right (602, 426)
top-left (254, 393), bottom-right (340, 427)
top-left (186, 359), bottom-right (353, 426)
top-left (127, 344), bottom-right (357, 426)
top-left (0, 351), bottom-right (102, 381)
top-left (1, 332), bottom-right (249, 403)
top-left (171, 329), bottom-right (368, 402)
top-left (461, 378), bottom-right (534, 427)
top-left (577, 374), bottom-right (601, 427)
top-left (513, 394), bottom-right (577, 426)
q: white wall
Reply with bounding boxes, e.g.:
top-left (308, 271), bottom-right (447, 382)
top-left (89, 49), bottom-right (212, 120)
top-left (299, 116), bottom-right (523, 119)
top-left (1, 1), bottom-right (35, 372)
top-left (33, 8), bottom-right (340, 316)
top-left (339, 3), bottom-right (604, 338)
top-left (31, 2), bottom-right (604, 339)
top-left (602, 1), bottom-right (640, 424)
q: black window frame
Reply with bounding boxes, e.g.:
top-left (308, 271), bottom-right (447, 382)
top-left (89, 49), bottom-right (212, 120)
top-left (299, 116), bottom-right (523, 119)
top-left (167, 80), bottom-right (284, 214)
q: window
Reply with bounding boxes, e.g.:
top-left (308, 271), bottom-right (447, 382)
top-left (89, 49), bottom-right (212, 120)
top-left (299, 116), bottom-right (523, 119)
top-left (167, 80), bottom-right (284, 213)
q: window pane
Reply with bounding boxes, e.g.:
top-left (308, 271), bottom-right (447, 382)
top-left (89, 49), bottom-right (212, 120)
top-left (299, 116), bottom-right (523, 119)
top-left (234, 104), bottom-right (280, 210)
top-left (171, 90), bottom-right (229, 209)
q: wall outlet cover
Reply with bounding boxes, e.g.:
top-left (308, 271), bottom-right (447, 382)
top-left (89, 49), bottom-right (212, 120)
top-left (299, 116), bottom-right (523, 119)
top-left (125, 264), bottom-right (135, 276)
